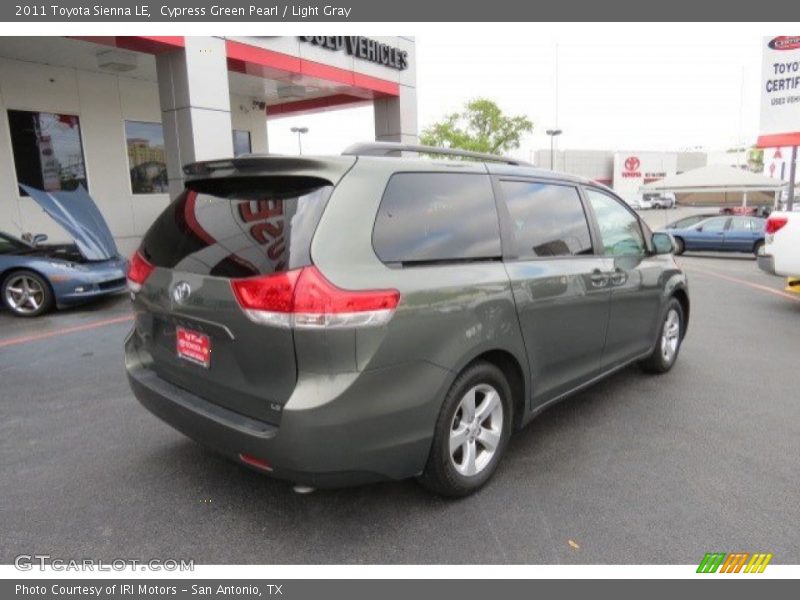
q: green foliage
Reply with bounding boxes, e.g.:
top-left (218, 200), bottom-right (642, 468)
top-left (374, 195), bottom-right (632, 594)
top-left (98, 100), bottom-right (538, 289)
top-left (420, 98), bottom-right (533, 155)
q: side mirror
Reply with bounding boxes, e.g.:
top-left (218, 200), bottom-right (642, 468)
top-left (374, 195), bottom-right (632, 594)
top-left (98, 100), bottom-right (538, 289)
top-left (32, 233), bottom-right (48, 246)
top-left (652, 232), bottom-right (674, 255)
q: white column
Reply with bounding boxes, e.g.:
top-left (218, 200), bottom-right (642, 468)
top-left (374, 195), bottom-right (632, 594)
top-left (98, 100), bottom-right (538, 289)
top-left (156, 37), bottom-right (234, 197)
top-left (374, 38), bottom-right (418, 144)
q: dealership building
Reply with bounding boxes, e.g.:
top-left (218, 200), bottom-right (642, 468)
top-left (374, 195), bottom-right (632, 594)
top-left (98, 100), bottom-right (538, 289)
top-left (0, 36), bottom-right (417, 255)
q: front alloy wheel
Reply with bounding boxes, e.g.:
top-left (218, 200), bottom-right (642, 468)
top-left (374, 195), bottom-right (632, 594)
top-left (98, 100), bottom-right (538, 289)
top-left (660, 308), bottom-right (680, 365)
top-left (640, 297), bottom-right (684, 373)
top-left (2, 271), bottom-right (53, 317)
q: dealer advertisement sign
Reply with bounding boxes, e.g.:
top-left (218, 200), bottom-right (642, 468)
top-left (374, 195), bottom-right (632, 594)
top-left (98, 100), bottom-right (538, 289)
top-left (758, 36), bottom-right (800, 147)
top-left (612, 151), bottom-right (677, 203)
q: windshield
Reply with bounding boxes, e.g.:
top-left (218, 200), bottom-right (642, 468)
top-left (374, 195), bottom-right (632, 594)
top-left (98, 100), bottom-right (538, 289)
top-left (0, 232), bottom-right (33, 254)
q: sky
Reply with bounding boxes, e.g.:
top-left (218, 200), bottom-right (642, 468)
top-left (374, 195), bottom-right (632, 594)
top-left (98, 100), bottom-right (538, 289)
top-left (267, 26), bottom-right (766, 161)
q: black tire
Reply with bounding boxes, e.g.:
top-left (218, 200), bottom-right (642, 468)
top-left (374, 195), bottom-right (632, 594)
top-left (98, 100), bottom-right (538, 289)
top-left (1, 270), bottom-right (54, 317)
top-left (639, 297), bottom-right (684, 374)
top-left (419, 361), bottom-right (513, 498)
top-left (753, 240), bottom-right (764, 257)
top-left (673, 237), bottom-right (685, 255)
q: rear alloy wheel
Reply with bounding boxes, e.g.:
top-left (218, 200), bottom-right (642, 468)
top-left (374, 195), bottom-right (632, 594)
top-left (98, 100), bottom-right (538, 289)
top-left (639, 298), bottom-right (684, 374)
top-left (420, 361), bottom-right (512, 497)
top-left (753, 240), bottom-right (765, 257)
top-left (2, 271), bottom-right (54, 317)
top-left (673, 237), bottom-right (685, 255)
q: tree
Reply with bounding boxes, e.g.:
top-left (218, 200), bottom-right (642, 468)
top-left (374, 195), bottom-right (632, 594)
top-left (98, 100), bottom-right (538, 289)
top-left (420, 98), bottom-right (533, 155)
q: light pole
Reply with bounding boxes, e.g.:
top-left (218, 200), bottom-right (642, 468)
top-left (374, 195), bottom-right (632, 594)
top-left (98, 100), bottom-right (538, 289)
top-left (290, 126), bottom-right (308, 155)
top-left (545, 129), bottom-right (562, 170)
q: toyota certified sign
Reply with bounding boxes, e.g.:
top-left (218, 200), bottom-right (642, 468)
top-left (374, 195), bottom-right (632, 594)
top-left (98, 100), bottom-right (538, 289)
top-left (758, 36), bottom-right (800, 148)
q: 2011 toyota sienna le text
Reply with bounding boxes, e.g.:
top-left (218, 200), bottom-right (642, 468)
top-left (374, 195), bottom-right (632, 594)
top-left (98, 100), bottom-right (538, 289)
top-left (124, 142), bottom-right (689, 497)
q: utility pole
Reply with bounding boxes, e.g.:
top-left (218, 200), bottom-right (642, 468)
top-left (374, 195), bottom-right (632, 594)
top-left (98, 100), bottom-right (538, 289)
top-left (788, 146), bottom-right (797, 212)
top-left (546, 129), bottom-right (562, 170)
top-left (290, 126), bottom-right (308, 155)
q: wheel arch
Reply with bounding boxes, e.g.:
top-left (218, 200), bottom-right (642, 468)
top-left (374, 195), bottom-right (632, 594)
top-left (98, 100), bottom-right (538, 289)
top-left (462, 348), bottom-right (528, 430)
top-left (671, 287), bottom-right (690, 338)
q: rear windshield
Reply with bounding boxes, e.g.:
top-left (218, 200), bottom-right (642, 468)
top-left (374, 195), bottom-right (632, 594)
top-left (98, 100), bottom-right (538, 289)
top-left (140, 176), bottom-right (332, 278)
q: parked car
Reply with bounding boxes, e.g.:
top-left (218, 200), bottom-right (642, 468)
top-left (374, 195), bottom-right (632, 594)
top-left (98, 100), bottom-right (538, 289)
top-left (1, 186), bottom-right (127, 317)
top-left (719, 205), bottom-right (772, 217)
top-left (666, 215), bottom-right (766, 256)
top-left (663, 214), bottom-right (717, 230)
top-left (758, 212), bottom-right (800, 295)
top-left (125, 143), bottom-right (689, 497)
top-left (630, 196), bottom-right (653, 210)
top-left (650, 194), bottom-right (676, 209)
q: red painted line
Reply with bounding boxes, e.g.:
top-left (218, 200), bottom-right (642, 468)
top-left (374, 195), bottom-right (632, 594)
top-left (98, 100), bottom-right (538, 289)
top-left (0, 314), bottom-right (133, 349)
top-left (684, 265), bottom-right (800, 303)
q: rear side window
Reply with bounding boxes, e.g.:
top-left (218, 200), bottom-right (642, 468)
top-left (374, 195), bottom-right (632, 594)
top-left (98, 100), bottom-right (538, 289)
top-left (499, 181), bottom-right (593, 258)
top-left (140, 176), bottom-right (332, 278)
top-left (372, 173), bottom-right (501, 264)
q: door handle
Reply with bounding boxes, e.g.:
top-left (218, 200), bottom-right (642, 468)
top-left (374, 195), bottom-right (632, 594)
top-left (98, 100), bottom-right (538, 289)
top-left (590, 269), bottom-right (608, 288)
top-left (609, 268), bottom-right (628, 286)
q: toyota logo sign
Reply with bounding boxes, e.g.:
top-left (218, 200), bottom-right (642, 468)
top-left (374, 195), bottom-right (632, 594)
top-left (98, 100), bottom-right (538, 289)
top-left (624, 156), bottom-right (641, 172)
top-left (172, 281), bottom-right (191, 304)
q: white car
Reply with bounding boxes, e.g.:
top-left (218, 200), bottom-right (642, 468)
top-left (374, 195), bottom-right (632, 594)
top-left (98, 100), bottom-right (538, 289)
top-left (758, 211), bottom-right (800, 294)
top-left (630, 197), bottom-right (653, 210)
top-left (651, 195), bottom-right (676, 209)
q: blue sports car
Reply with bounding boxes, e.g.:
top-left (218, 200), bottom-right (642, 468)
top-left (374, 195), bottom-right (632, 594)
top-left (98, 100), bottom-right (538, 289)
top-left (0, 186), bottom-right (128, 317)
top-left (664, 215), bottom-right (766, 257)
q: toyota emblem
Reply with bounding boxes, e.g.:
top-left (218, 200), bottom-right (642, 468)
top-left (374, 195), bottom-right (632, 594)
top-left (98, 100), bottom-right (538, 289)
top-left (172, 281), bottom-right (191, 304)
top-left (624, 156), bottom-right (640, 172)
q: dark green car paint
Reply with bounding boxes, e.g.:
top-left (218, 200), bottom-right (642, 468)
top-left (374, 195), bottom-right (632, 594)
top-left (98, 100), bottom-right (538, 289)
top-left (125, 154), bottom-right (688, 487)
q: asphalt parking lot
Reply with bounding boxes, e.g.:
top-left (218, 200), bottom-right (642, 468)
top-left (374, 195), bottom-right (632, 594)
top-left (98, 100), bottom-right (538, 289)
top-left (2, 251), bottom-right (799, 564)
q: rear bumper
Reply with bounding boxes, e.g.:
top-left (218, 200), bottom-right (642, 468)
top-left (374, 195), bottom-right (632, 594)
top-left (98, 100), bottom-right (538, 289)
top-left (125, 332), bottom-right (451, 488)
top-left (757, 254), bottom-right (776, 275)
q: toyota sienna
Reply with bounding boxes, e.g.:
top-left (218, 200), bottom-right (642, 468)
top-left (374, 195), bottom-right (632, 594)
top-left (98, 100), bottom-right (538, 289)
top-left (125, 142), bottom-right (689, 497)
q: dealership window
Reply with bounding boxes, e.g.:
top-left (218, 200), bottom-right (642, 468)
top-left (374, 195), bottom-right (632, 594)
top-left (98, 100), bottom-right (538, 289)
top-left (125, 121), bottom-right (168, 194)
top-left (232, 130), bottom-right (252, 157)
top-left (372, 173), bottom-right (501, 264)
top-left (500, 181), bottom-right (593, 258)
top-left (7, 109), bottom-right (87, 195)
top-left (585, 188), bottom-right (646, 256)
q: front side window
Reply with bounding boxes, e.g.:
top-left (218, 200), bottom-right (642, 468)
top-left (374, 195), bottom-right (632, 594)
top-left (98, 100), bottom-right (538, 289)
top-left (585, 188), bottom-right (646, 256)
top-left (373, 173), bottom-right (502, 264)
top-left (125, 121), bottom-right (167, 194)
top-left (499, 181), bottom-right (593, 258)
top-left (7, 109), bottom-right (87, 194)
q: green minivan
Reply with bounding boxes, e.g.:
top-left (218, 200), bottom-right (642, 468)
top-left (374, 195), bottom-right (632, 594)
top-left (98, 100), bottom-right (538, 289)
top-left (125, 143), bottom-right (688, 497)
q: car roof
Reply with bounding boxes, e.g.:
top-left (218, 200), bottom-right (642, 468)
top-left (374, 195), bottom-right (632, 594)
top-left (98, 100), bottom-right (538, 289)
top-left (184, 153), bottom-right (598, 188)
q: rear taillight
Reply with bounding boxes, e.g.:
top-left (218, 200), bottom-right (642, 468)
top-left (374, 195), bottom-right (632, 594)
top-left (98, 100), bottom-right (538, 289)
top-left (231, 266), bottom-right (400, 329)
top-left (127, 250), bottom-right (154, 293)
top-left (765, 216), bottom-right (789, 234)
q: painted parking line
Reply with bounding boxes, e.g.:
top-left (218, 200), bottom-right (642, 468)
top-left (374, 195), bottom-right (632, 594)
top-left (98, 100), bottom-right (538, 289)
top-left (683, 265), bottom-right (800, 303)
top-left (0, 314), bottom-right (133, 349)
